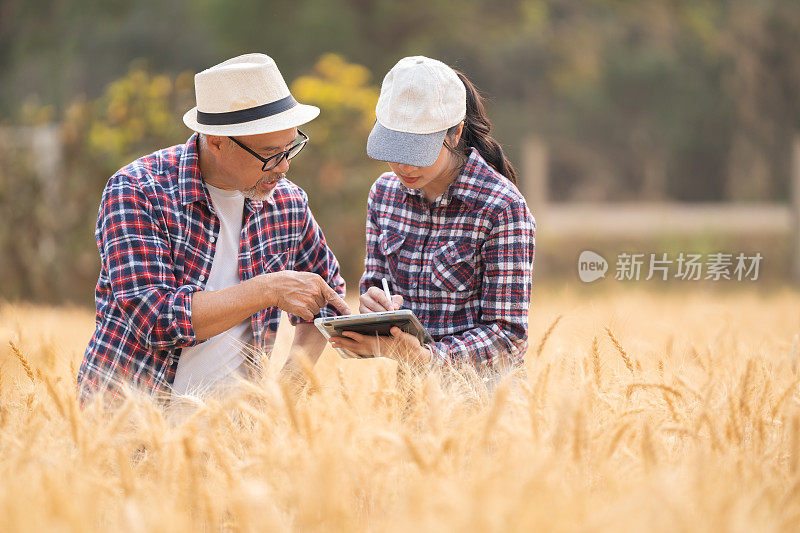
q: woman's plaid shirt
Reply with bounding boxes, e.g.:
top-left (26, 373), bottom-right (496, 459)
top-left (77, 133), bottom-right (345, 405)
top-left (360, 148), bottom-right (535, 370)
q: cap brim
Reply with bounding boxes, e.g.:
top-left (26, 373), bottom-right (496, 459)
top-left (182, 103), bottom-right (320, 136)
top-left (366, 120), bottom-right (447, 167)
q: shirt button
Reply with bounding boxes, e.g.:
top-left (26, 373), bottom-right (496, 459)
top-left (199, 274), bottom-right (206, 282)
top-left (210, 236), bottom-right (216, 243)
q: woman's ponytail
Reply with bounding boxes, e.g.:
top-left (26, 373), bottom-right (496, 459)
top-left (446, 70), bottom-right (518, 185)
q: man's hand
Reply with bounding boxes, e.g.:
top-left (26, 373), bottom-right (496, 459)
top-left (328, 326), bottom-right (431, 365)
top-left (359, 286), bottom-right (403, 313)
top-left (263, 271), bottom-right (351, 321)
top-left (191, 271), bottom-right (350, 341)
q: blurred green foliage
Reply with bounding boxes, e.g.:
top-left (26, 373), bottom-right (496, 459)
top-left (0, 0), bottom-right (799, 302)
top-left (0, 62), bottom-right (197, 302)
top-left (288, 54), bottom-right (384, 281)
top-left (0, 55), bottom-right (383, 302)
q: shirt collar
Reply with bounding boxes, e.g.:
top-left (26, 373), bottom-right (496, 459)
top-left (398, 147), bottom-right (483, 210)
top-left (178, 133), bottom-right (207, 207)
top-left (178, 132), bottom-right (272, 210)
top-left (447, 148), bottom-right (484, 209)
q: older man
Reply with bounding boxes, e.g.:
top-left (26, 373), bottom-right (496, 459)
top-left (77, 53), bottom-right (350, 405)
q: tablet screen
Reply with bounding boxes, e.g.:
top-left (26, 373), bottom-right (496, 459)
top-left (317, 310), bottom-right (432, 347)
top-left (330, 318), bottom-right (415, 338)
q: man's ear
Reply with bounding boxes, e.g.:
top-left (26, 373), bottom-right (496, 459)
top-left (204, 134), bottom-right (227, 155)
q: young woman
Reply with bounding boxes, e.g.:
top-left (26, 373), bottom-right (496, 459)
top-left (328, 56), bottom-right (535, 380)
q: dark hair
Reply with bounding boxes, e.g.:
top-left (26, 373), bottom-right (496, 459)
top-left (444, 70), bottom-right (518, 185)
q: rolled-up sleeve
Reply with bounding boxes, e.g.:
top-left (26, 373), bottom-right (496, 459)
top-left (99, 176), bottom-right (198, 350)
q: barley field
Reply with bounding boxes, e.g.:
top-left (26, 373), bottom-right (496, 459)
top-left (1, 285), bottom-right (799, 532)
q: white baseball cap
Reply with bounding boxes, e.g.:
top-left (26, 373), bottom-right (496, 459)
top-left (183, 53), bottom-right (319, 136)
top-left (366, 56), bottom-right (466, 167)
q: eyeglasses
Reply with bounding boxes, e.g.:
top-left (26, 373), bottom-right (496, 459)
top-left (228, 130), bottom-right (309, 171)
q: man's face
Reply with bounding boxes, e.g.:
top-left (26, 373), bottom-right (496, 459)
top-left (206, 127), bottom-right (299, 200)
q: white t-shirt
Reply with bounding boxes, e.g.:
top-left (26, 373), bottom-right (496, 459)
top-left (172, 183), bottom-right (254, 396)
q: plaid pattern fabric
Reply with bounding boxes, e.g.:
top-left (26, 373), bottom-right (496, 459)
top-left (360, 148), bottom-right (536, 370)
top-left (77, 133), bottom-right (345, 405)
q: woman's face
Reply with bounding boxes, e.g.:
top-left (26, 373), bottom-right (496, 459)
top-left (387, 131), bottom-right (462, 201)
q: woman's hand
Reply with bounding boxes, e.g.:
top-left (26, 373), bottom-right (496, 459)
top-left (359, 286), bottom-right (403, 313)
top-left (328, 326), bottom-right (431, 365)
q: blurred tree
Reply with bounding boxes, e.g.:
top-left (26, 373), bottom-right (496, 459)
top-left (713, 0), bottom-right (800, 201)
top-left (0, 62), bottom-right (195, 303)
top-left (0, 0), bottom-right (216, 118)
top-left (2, 0), bottom-right (800, 302)
top-left (3, 0), bottom-right (799, 204)
top-left (288, 53), bottom-right (384, 283)
top-left (0, 55), bottom-right (382, 301)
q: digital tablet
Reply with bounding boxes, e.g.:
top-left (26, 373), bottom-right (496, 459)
top-left (314, 310), bottom-right (433, 359)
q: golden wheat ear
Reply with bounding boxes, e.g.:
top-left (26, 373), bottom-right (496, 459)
top-left (8, 340), bottom-right (36, 384)
top-left (536, 314), bottom-right (562, 358)
top-left (604, 327), bottom-right (635, 375)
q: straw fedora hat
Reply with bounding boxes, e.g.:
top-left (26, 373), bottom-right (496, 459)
top-left (183, 53), bottom-right (319, 136)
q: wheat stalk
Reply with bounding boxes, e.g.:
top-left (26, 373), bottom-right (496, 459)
top-left (606, 420), bottom-right (632, 458)
top-left (791, 415), bottom-right (800, 475)
top-left (770, 378), bottom-right (800, 418)
top-left (67, 391), bottom-right (82, 449)
top-left (535, 314), bottom-right (563, 358)
top-left (294, 350), bottom-right (322, 395)
top-left (726, 394), bottom-right (742, 445)
top-left (402, 432), bottom-right (430, 471)
top-left (739, 358), bottom-right (755, 418)
top-left (663, 391), bottom-right (680, 422)
top-left (689, 344), bottom-right (706, 371)
top-left (625, 382), bottom-right (684, 402)
top-left (117, 447), bottom-right (135, 495)
top-left (572, 407), bottom-right (585, 462)
top-left (280, 380), bottom-right (302, 435)
top-left (8, 340), bottom-right (35, 383)
top-left (591, 336), bottom-right (602, 390)
top-left (640, 421), bottom-right (656, 468)
top-left (0, 288), bottom-right (796, 530)
top-left (483, 382), bottom-right (509, 449)
top-left (43, 376), bottom-right (67, 418)
top-left (336, 366), bottom-right (352, 407)
top-left (604, 327), bottom-right (635, 375)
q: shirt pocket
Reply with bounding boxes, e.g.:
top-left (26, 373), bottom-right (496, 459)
top-left (431, 239), bottom-right (477, 294)
top-left (378, 231), bottom-right (406, 280)
top-left (261, 251), bottom-right (289, 274)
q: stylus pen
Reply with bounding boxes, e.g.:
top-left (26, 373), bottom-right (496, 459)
top-left (381, 278), bottom-right (393, 308)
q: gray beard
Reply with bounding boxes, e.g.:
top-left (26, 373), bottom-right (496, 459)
top-left (242, 173), bottom-right (285, 201)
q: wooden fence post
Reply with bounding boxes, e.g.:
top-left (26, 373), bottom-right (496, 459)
top-left (522, 136), bottom-right (548, 218)
top-left (0, 124), bottom-right (63, 297)
top-left (792, 136), bottom-right (800, 283)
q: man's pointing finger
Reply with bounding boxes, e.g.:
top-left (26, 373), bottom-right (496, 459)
top-left (324, 286), bottom-right (352, 315)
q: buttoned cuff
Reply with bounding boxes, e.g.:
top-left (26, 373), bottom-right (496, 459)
top-left (170, 285), bottom-right (198, 345)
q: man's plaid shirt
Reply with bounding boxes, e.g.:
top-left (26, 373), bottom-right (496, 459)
top-left (77, 133), bottom-right (345, 405)
top-left (360, 148), bottom-right (535, 370)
